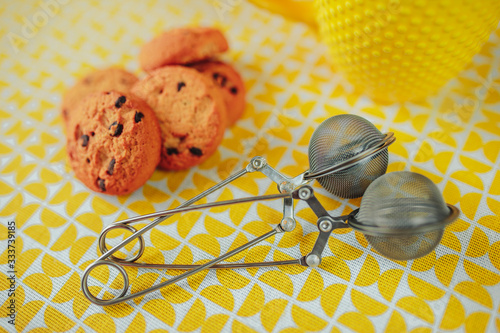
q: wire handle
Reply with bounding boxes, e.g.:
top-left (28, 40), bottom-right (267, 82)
top-left (82, 192), bottom-right (293, 306)
top-left (303, 132), bottom-right (395, 180)
top-left (97, 156), bottom-right (308, 263)
top-left (82, 184), bottom-right (357, 306)
top-left (82, 156), bottom-right (311, 306)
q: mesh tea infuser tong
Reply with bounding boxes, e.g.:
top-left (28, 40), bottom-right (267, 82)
top-left (81, 114), bottom-right (413, 305)
top-left (82, 171), bottom-right (459, 306)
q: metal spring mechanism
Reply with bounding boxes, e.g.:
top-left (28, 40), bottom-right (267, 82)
top-left (82, 114), bottom-right (396, 306)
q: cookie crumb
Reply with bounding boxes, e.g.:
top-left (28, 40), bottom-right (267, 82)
top-left (115, 96), bottom-right (127, 108)
top-left (177, 82), bottom-right (186, 92)
top-left (134, 111), bottom-right (144, 123)
top-left (189, 147), bottom-right (203, 156)
top-left (97, 178), bottom-right (106, 191)
top-left (107, 158), bottom-right (116, 175)
top-left (167, 148), bottom-right (179, 155)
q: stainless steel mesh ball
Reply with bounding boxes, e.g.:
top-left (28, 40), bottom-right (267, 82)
top-left (348, 171), bottom-right (459, 260)
top-left (308, 114), bottom-right (389, 198)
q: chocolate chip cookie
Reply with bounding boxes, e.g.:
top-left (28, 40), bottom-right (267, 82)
top-left (139, 27), bottom-right (229, 71)
top-left (131, 66), bottom-right (227, 170)
top-left (66, 91), bottom-right (161, 195)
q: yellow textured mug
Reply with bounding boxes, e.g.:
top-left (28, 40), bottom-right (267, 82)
top-left (249, 0), bottom-right (500, 102)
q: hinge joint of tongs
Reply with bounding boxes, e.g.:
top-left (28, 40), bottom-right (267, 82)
top-left (293, 186), bottom-right (350, 267)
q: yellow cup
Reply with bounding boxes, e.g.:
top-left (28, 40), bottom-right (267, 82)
top-left (249, 0), bottom-right (500, 102)
top-left (315, 0), bottom-right (500, 102)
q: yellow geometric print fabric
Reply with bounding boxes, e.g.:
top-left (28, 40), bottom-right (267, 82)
top-left (0, 1), bottom-right (499, 332)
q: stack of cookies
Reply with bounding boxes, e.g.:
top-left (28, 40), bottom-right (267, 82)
top-left (63, 27), bottom-right (245, 195)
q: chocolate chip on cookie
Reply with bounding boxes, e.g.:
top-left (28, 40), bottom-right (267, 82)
top-left (189, 147), bottom-right (203, 156)
top-left (134, 111), bottom-right (144, 123)
top-left (109, 121), bottom-right (124, 137)
top-left (81, 134), bottom-right (89, 147)
top-left (97, 177), bottom-right (106, 192)
top-left (177, 82), bottom-right (186, 92)
top-left (107, 158), bottom-right (116, 175)
top-left (167, 148), bottom-right (179, 155)
top-left (115, 95), bottom-right (127, 108)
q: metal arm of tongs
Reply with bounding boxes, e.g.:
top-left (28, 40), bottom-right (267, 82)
top-left (82, 156), bottom-right (312, 306)
top-left (82, 183), bottom-right (352, 306)
top-left (95, 156), bottom-right (308, 263)
top-left (82, 191), bottom-right (295, 306)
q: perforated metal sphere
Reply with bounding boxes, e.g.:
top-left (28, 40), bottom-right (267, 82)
top-left (351, 171), bottom-right (456, 260)
top-left (308, 114), bottom-right (388, 198)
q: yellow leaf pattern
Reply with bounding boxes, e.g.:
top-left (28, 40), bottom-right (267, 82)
top-left (0, 1), bottom-right (499, 332)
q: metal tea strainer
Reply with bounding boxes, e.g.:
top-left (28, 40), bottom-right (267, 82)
top-left (308, 114), bottom-right (390, 198)
top-left (82, 114), bottom-right (395, 306)
top-left (348, 171), bottom-right (460, 260)
top-left (82, 171), bottom-right (459, 306)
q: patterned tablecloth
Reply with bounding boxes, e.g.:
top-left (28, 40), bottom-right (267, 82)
top-left (1, 1), bottom-right (500, 332)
